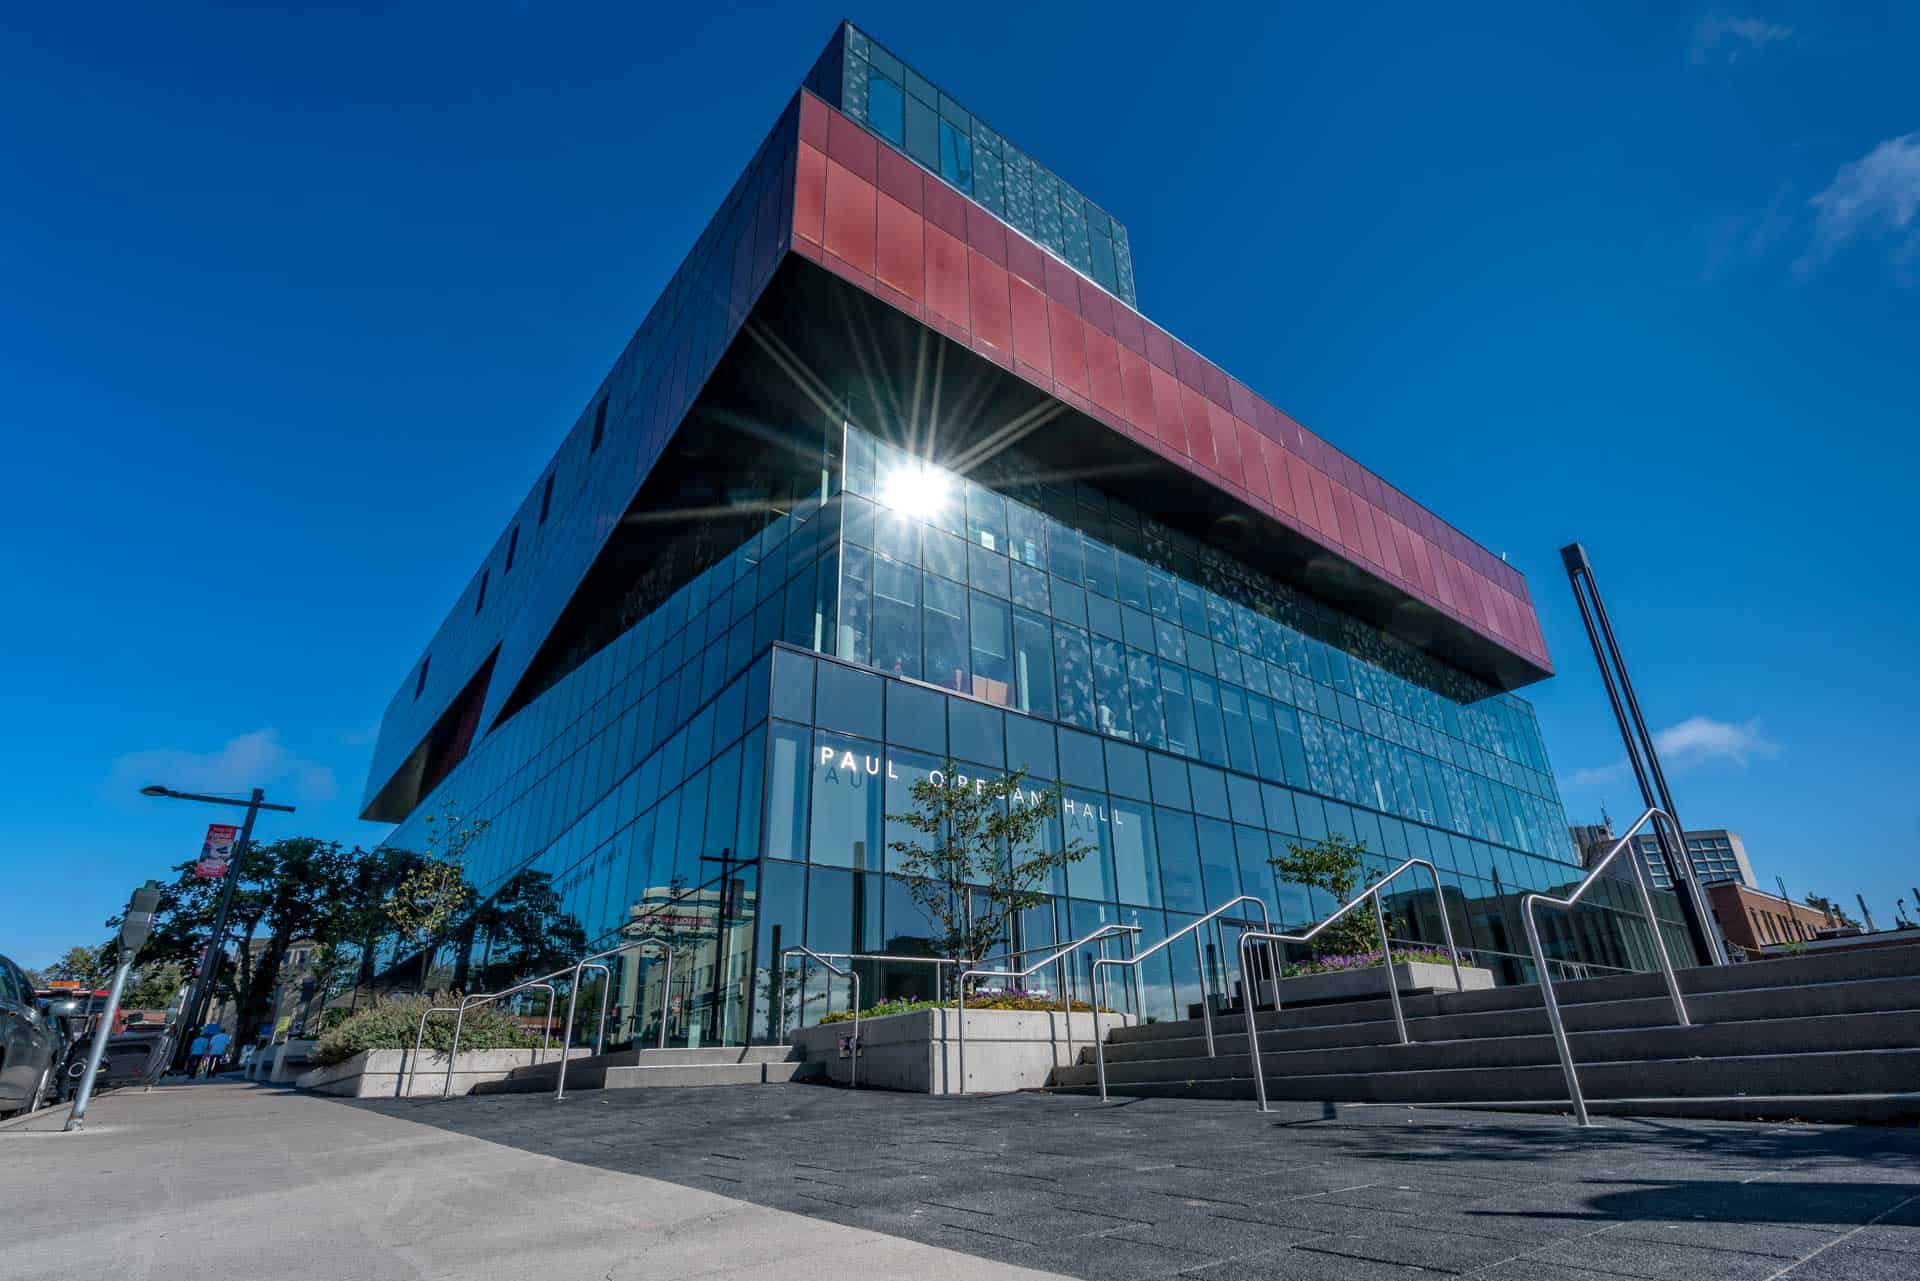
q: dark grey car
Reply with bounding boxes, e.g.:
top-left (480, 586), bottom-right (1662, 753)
top-left (0, 955), bottom-right (60, 1115)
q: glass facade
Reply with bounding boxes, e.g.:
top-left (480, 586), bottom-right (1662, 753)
top-left (372, 408), bottom-right (1688, 1049)
top-left (829, 21), bottom-right (1138, 308)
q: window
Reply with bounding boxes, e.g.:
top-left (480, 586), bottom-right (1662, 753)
top-left (414, 656), bottom-right (430, 700)
top-left (475, 570), bottom-right (488, 614)
top-left (540, 473), bottom-right (555, 524)
top-left (505, 525), bottom-right (519, 573)
top-left (867, 72), bottom-right (904, 147)
top-left (938, 119), bottom-right (972, 194)
top-left (590, 399), bottom-right (607, 453)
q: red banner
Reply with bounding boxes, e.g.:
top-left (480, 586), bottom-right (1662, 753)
top-left (194, 823), bottom-right (240, 880)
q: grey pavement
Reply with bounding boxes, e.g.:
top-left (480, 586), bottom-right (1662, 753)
top-left (5, 1081), bottom-right (1918, 1281)
top-left (0, 1081), bottom-right (1073, 1281)
top-left (353, 1082), bottom-right (1920, 1281)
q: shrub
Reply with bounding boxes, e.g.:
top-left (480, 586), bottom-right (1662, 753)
top-left (312, 994), bottom-right (538, 1066)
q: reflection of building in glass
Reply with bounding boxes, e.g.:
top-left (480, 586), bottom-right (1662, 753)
top-left (1570, 817), bottom-right (1757, 890)
top-left (357, 22), bottom-right (1692, 1048)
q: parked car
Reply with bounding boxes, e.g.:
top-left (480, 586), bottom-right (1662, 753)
top-left (0, 955), bottom-right (60, 1116)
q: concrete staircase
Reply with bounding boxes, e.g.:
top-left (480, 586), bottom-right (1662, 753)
top-left (470, 1045), bottom-right (822, 1095)
top-left (1047, 942), bottom-right (1920, 1122)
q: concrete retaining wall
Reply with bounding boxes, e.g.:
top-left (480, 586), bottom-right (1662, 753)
top-left (295, 1047), bottom-right (589, 1098)
top-left (1255, 960), bottom-right (1493, 1008)
top-left (790, 1007), bottom-right (1129, 1095)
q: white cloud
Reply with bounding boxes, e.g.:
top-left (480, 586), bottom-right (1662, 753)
top-left (1567, 761), bottom-right (1630, 788)
top-left (1652, 715), bottom-right (1780, 767)
top-left (1798, 132), bottom-right (1920, 278)
top-left (109, 728), bottom-right (338, 805)
top-left (1689, 14), bottom-right (1792, 64)
top-left (1565, 715), bottom-right (1779, 788)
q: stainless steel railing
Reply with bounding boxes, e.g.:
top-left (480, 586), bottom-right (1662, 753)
top-left (1523, 806), bottom-right (1691, 1126)
top-left (1236, 857), bottom-right (1462, 1112)
top-left (954, 924), bottom-right (1140, 1094)
top-left (1088, 895), bottom-right (1274, 1101)
top-left (554, 938), bottom-right (674, 1101)
top-left (777, 947), bottom-right (861, 1088)
top-left (432, 976), bottom-right (559, 1098)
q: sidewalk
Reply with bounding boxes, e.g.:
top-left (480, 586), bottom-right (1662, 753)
top-left (0, 1082), bottom-right (1073, 1281)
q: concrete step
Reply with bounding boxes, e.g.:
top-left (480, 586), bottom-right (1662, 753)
top-left (1049, 1047), bottom-right (1920, 1106)
top-left (602, 1061), bottom-right (815, 1089)
top-left (473, 1056), bottom-right (823, 1095)
top-left (1085, 975), bottom-right (1920, 1066)
top-left (1107, 962), bottom-right (1920, 1050)
top-left (1424, 1092), bottom-right (1920, 1124)
top-left (499, 1044), bottom-right (798, 1084)
top-left (1050, 1009), bottom-right (1920, 1089)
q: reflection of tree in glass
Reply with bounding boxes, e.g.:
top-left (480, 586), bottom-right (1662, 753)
top-left (888, 760), bottom-right (1093, 997)
top-left (460, 869), bottom-right (589, 994)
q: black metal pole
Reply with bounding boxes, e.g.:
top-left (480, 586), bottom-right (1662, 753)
top-left (1560, 544), bottom-right (1719, 966)
top-left (171, 789), bottom-right (264, 1072)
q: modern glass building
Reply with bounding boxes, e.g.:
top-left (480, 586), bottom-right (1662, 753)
top-left (358, 22), bottom-right (1691, 1048)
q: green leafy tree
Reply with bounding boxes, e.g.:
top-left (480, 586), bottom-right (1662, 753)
top-left (1269, 834), bottom-right (1383, 959)
top-left (887, 761), bottom-right (1094, 995)
top-left (124, 962), bottom-right (186, 1011)
top-left (135, 837), bottom-right (364, 1047)
top-left (46, 944), bottom-right (113, 987)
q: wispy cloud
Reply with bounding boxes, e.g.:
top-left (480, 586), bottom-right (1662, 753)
top-left (1565, 715), bottom-right (1779, 788)
top-left (1568, 761), bottom-right (1630, 788)
top-left (109, 728), bottom-right (338, 805)
top-left (1797, 132), bottom-right (1920, 279)
top-left (1689, 14), bottom-right (1792, 64)
top-left (1653, 715), bottom-right (1780, 766)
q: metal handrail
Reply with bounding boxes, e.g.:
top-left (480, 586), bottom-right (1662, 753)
top-left (442, 975), bottom-right (559, 1097)
top-left (1089, 895), bottom-right (1274, 1100)
top-left (555, 938), bottom-right (674, 1101)
top-left (402, 1003), bottom-right (463, 1097)
top-left (954, 924), bottom-right (1141, 1094)
top-left (778, 947), bottom-right (860, 1088)
top-left (1523, 806), bottom-right (1690, 1126)
top-left (1236, 857), bottom-right (1462, 1112)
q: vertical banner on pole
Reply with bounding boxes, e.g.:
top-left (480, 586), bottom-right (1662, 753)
top-left (194, 824), bottom-right (239, 880)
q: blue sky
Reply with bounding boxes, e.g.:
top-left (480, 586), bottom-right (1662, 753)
top-left (4, 4), bottom-right (1916, 967)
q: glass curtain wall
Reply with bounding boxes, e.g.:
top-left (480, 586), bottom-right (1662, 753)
top-left (751, 419), bottom-right (1688, 1031)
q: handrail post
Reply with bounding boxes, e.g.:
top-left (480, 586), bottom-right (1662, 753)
top-left (1523, 896), bottom-right (1587, 1126)
top-left (1091, 955), bottom-right (1109, 1101)
top-left (1240, 934), bottom-right (1270, 1113)
top-left (1195, 930), bottom-right (1215, 1058)
top-left (443, 997), bottom-right (473, 1098)
top-left (557, 965), bottom-right (586, 1102)
top-left (658, 950), bottom-right (673, 1050)
top-left (957, 958), bottom-right (968, 1095)
top-left (1375, 891), bottom-right (1407, 1045)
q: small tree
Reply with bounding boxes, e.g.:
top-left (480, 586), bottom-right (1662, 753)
top-left (1269, 834), bottom-right (1383, 959)
top-left (887, 761), bottom-right (1094, 996)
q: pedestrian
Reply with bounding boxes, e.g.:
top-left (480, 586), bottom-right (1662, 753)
top-left (187, 1030), bottom-right (209, 1078)
top-left (207, 1028), bottom-right (231, 1077)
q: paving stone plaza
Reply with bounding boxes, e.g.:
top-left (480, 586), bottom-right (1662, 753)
top-left (362, 1084), bottom-right (1920, 1280)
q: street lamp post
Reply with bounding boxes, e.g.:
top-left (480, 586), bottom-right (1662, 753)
top-left (139, 785), bottom-right (296, 1073)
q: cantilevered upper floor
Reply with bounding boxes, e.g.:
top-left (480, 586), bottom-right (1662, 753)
top-left (361, 23), bottom-right (1551, 823)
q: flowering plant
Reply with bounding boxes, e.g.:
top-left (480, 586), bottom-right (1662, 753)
top-left (1277, 945), bottom-right (1457, 980)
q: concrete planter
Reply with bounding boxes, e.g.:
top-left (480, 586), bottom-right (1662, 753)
top-left (263, 1040), bottom-right (319, 1084)
top-left (294, 1047), bottom-right (588, 1098)
top-left (790, 1007), bottom-right (1130, 1095)
top-left (1255, 959), bottom-right (1493, 1008)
